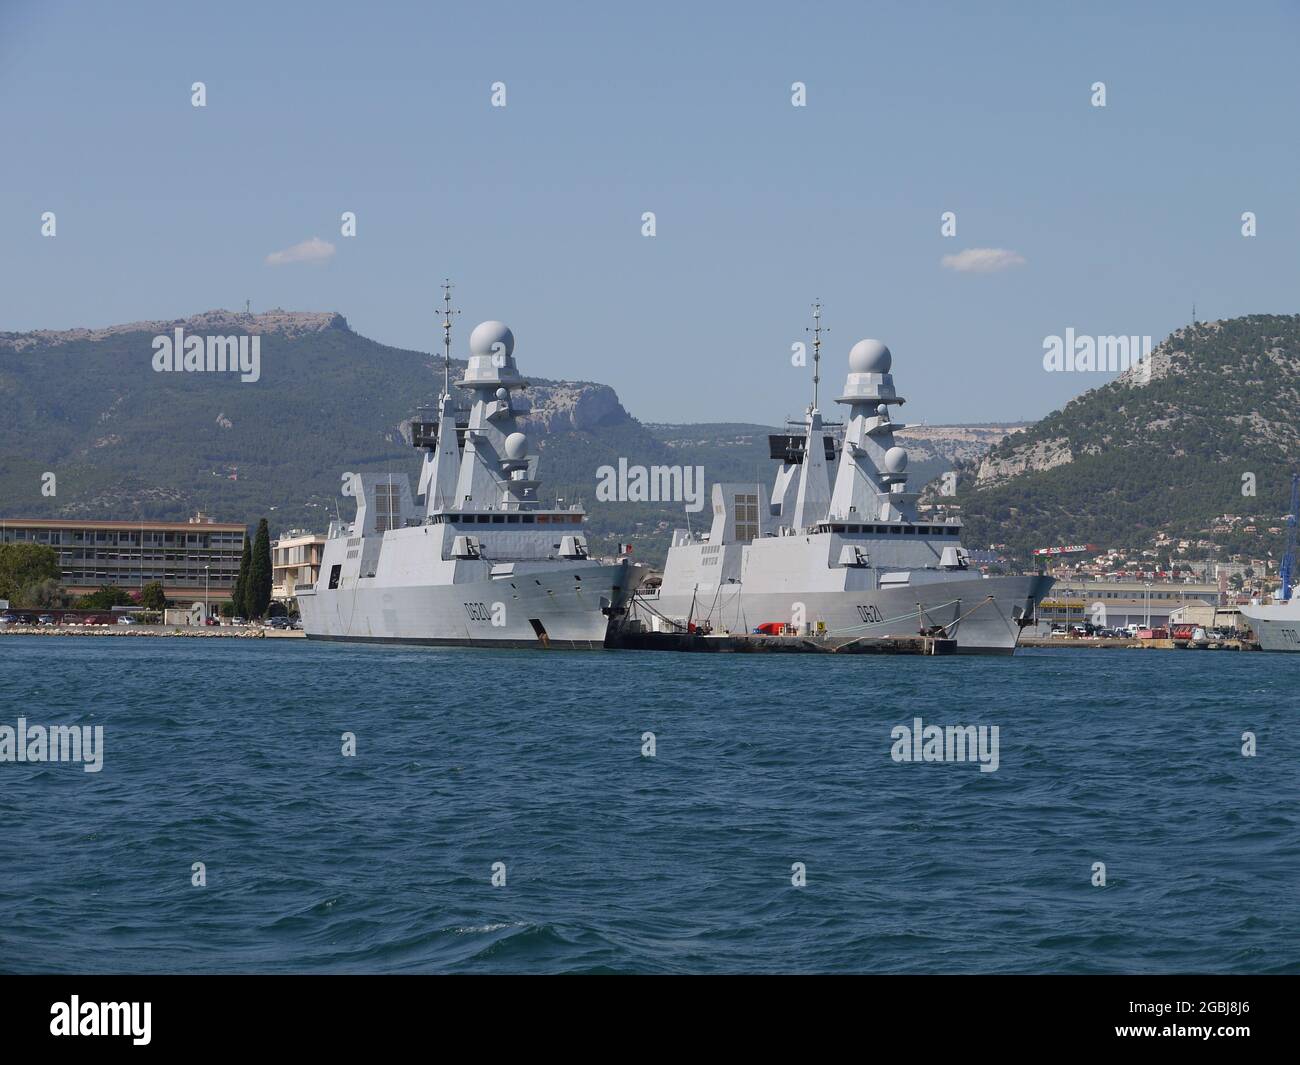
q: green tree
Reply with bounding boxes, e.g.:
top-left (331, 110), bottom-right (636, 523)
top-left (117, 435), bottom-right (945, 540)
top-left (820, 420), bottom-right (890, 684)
top-left (76, 585), bottom-right (135, 609)
top-left (138, 581), bottom-right (168, 610)
top-left (17, 576), bottom-right (64, 609)
top-left (232, 534), bottom-right (253, 617)
top-left (0, 543), bottom-right (61, 602)
top-left (249, 519), bottom-right (273, 619)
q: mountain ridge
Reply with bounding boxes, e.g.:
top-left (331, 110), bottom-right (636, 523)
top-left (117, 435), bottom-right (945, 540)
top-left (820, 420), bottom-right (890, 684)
top-left (0, 309), bottom-right (351, 353)
top-left (952, 313), bottom-right (1300, 561)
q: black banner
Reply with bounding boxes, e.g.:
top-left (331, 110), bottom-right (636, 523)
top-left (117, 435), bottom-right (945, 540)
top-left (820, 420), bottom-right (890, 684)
top-left (0, 975), bottom-right (1288, 1051)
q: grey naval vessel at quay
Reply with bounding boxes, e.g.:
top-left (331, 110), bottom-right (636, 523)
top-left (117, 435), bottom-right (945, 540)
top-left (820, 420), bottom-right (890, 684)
top-left (622, 310), bottom-right (1054, 654)
top-left (298, 287), bottom-right (634, 648)
top-left (1240, 474), bottom-right (1300, 651)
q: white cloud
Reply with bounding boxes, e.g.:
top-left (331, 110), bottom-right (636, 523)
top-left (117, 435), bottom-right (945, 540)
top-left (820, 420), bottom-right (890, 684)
top-left (940, 247), bottom-right (1026, 274)
top-left (265, 237), bottom-right (336, 266)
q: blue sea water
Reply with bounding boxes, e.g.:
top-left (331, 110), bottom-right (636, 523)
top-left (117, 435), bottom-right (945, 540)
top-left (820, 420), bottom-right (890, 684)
top-left (0, 635), bottom-right (1297, 974)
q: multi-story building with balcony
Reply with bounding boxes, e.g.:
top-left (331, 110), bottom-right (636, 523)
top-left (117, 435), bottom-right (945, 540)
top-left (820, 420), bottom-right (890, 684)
top-left (0, 512), bottom-right (246, 603)
top-left (271, 529), bottom-right (325, 601)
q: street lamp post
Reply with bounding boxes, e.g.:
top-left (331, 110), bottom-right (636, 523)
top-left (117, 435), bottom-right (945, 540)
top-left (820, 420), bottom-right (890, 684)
top-left (204, 564), bottom-right (210, 625)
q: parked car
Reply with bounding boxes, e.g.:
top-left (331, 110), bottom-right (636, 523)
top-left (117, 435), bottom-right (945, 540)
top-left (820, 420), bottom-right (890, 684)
top-left (291, 618), bottom-right (303, 630)
top-left (268, 616), bottom-right (292, 629)
top-left (116, 615), bottom-right (136, 625)
top-left (38, 614), bottom-right (55, 626)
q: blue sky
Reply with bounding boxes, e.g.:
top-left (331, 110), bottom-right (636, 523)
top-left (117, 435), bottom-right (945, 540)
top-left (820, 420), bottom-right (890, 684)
top-left (2, 0), bottom-right (1298, 424)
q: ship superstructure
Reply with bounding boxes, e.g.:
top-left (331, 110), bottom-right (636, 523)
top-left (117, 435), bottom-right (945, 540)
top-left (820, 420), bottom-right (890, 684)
top-left (629, 308), bottom-right (1053, 653)
top-left (298, 284), bottom-right (634, 647)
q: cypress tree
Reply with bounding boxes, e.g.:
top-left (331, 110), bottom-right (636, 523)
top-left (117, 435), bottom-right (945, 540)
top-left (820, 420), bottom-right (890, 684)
top-left (250, 518), bottom-right (273, 619)
top-left (233, 533), bottom-right (253, 618)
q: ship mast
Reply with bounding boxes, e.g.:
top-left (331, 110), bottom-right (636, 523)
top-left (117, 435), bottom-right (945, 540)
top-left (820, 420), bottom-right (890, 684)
top-left (1280, 472), bottom-right (1299, 601)
top-left (440, 278), bottom-right (459, 399)
top-left (806, 300), bottom-right (827, 412)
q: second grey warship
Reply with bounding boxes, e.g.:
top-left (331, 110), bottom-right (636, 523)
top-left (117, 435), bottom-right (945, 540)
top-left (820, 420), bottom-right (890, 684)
top-left (298, 286), bottom-right (634, 648)
top-left (1239, 474), bottom-right (1300, 651)
top-left (629, 308), bottom-right (1053, 653)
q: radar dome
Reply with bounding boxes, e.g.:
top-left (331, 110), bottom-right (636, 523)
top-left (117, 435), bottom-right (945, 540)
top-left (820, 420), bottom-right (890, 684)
top-left (504, 432), bottom-right (528, 460)
top-left (470, 320), bottom-right (515, 360)
top-left (883, 446), bottom-right (909, 474)
top-left (849, 339), bottom-right (891, 374)
top-left (495, 387), bottom-right (509, 402)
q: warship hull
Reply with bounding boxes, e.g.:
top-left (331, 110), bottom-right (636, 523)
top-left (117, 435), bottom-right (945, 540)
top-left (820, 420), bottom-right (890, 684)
top-left (640, 573), bottom-right (1052, 654)
top-left (1240, 602), bottom-right (1300, 651)
top-left (298, 561), bottom-right (629, 649)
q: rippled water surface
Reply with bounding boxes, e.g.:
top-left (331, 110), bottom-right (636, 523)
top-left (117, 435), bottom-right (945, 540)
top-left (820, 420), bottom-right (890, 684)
top-left (1, 636), bottom-right (1297, 973)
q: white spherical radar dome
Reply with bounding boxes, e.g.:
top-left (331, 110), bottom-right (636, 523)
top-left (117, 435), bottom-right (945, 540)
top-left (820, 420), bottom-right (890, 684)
top-left (848, 339), bottom-right (892, 374)
top-left (470, 320), bottom-right (515, 360)
top-left (883, 446), bottom-right (909, 474)
top-left (504, 432), bottom-right (529, 460)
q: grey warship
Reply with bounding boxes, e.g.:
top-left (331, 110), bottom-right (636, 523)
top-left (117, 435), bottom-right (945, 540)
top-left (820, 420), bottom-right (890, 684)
top-left (628, 309), bottom-right (1053, 654)
top-left (297, 286), bottom-right (634, 648)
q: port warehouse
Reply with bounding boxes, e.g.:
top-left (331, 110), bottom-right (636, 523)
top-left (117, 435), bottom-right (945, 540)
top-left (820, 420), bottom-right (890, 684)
top-left (0, 516), bottom-right (245, 603)
top-left (0, 516), bottom-right (326, 605)
top-left (1037, 580), bottom-right (1230, 629)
